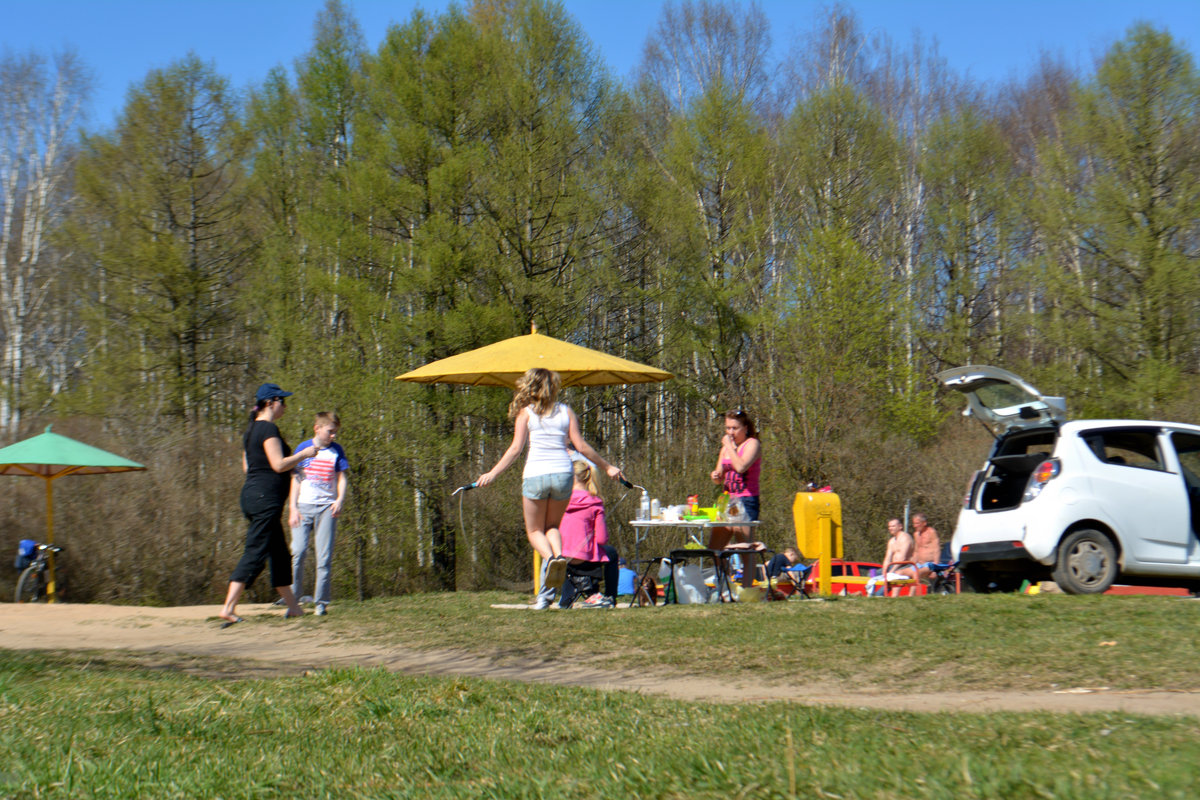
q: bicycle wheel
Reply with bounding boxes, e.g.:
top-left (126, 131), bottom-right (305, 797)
top-left (15, 565), bottom-right (46, 603)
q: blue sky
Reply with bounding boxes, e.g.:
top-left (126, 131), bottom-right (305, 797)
top-left (2, 1), bottom-right (1196, 129)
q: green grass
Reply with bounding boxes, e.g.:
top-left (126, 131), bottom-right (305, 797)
top-left (2, 650), bottom-right (1199, 799)
top-left (340, 591), bottom-right (1200, 692)
top-left (5, 592), bottom-right (1200, 798)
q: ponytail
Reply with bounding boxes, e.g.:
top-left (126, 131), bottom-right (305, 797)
top-left (244, 400), bottom-right (269, 439)
top-left (573, 458), bottom-right (599, 497)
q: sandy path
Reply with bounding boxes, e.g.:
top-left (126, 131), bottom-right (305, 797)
top-left (3, 602), bottom-right (1199, 717)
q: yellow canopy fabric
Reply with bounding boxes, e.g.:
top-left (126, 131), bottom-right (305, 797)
top-left (396, 329), bottom-right (672, 389)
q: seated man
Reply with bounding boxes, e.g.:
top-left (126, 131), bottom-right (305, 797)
top-left (911, 512), bottom-right (941, 583)
top-left (865, 518), bottom-right (915, 595)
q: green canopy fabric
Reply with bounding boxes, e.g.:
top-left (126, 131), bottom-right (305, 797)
top-left (0, 426), bottom-right (145, 477)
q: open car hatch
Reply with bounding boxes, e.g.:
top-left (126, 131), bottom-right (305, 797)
top-left (936, 365), bottom-right (1067, 436)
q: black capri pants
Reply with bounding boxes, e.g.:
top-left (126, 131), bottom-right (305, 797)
top-left (230, 486), bottom-right (292, 588)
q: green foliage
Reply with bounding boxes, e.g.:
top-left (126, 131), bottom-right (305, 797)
top-left (64, 54), bottom-right (252, 429)
top-left (919, 106), bottom-right (1027, 366)
top-left (1034, 24), bottom-right (1200, 417)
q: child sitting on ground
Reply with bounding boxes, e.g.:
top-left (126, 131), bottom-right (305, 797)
top-left (552, 458), bottom-right (612, 608)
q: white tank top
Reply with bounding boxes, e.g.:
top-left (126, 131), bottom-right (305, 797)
top-left (522, 403), bottom-right (573, 478)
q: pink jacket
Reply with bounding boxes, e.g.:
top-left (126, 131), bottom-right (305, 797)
top-left (559, 489), bottom-right (608, 562)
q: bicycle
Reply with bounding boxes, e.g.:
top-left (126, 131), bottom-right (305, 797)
top-left (14, 542), bottom-right (64, 603)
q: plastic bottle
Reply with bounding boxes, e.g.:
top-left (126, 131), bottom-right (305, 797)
top-left (650, 497), bottom-right (661, 519)
top-left (715, 491), bottom-right (730, 520)
top-left (639, 490), bottom-right (651, 521)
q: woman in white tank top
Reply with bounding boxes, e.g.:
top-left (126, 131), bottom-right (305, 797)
top-left (477, 368), bottom-right (625, 595)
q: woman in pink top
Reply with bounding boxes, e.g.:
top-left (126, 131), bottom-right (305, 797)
top-left (708, 409), bottom-right (762, 552)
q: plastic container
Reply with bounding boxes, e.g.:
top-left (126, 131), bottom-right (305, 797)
top-left (715, 492), bottom-right (730, 520)
top-left (650, 498), bottom-right (660, 519)
top-left (639, 491), bottom-right (650, 521)
top-left (673, 562), bottom-right (709, 604)
top-left (734, 584), bottom-right (765, 602)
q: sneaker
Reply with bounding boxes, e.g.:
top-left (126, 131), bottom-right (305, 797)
top-left (298, 595), bottom-right (315, 605)
top-left (272, 597), bottom-right (287, 607)
top-left (579, 593), bottom-right (613, 609)
top-left (532, 595), bottom-right (553, 610)
top-left (315, 603), bottom-right (327, 616)
top-left (544, 556), bottom-right (567, 588)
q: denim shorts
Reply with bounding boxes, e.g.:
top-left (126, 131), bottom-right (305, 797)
top-left (739, 495), bottom-right (760, 521)
top-left (522, 471), bottom-right (573, 500)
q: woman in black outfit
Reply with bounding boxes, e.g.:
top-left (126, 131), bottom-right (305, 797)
top-left (218, 383), bottom-right (321, 627)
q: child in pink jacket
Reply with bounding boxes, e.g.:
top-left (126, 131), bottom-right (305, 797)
top-left (555, 458), bottom-right (612, 608)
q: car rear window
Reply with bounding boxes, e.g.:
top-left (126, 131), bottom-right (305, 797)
top-left (995, 428), bottom-right (1056, 457)
top-left (973, 381), bottom-right (1035, 413)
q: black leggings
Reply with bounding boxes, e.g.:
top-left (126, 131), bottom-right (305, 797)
top-left (230, 488), bottom-right (292, 588)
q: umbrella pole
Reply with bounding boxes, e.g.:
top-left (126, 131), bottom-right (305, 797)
top-left (45, 478), bottom-right (57, 603)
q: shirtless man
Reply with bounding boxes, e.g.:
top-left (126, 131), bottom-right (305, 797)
top-left (911, 512), bottom-right (941, 583)
top-left (883, 517), bottom-right (915, 577)
top-left (865, 518), bottom-right (915, 595)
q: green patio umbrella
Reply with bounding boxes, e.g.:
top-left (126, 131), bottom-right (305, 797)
top-left (0, 425), bottom-right (146, 602)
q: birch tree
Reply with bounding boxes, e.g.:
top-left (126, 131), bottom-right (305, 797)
top-left (633, 0), bottom-right (775, 410)
top-left (0, 50), bottom-right (89, 434)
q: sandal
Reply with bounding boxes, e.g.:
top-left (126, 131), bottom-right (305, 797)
top-left (219, 615), bottom-right (244, 629)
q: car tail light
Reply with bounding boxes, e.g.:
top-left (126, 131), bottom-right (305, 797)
top-left (1023, 458), bottom-right (1061, 501)
top-left (1033, 459), bottom-right (1060, 483)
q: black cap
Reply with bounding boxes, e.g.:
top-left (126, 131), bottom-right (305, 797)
top-left (255, 383), bottom-right (293, 402)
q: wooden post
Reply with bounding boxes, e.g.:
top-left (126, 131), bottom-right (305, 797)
top-left (46, 478), bottom-right (57, 603)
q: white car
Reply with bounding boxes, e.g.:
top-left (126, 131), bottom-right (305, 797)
top-left (939, 365), bottom-right (1200, 594)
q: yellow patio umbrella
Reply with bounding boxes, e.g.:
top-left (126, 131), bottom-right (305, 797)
top-left (397, 323), bottom-right (671, 591)
top-left (395, 323), bottom-right (673, 388)
top-left (0, 425), bottom-right (146, 602)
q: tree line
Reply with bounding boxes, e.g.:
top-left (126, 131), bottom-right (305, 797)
top-left (1, 0), bottom-right (1197, 604)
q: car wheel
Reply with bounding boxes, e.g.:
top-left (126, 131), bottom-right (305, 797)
top-left (1051, 529), bottom-right (1117, 594)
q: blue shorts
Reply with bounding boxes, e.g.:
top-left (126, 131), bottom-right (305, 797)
top-left (739, 495), bottom-right (760, 521)
top-left (522, 471), bottom-right (573, 501)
